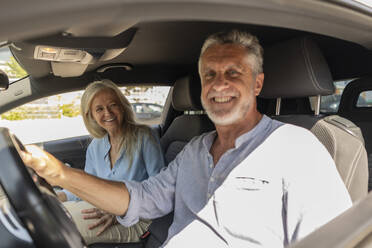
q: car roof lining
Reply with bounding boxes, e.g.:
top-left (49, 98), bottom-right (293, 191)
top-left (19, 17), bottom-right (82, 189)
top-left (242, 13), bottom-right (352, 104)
top-left (1, 0), bottom-right (372, 44)
top-left (10, 21), bottom-right (372, 80)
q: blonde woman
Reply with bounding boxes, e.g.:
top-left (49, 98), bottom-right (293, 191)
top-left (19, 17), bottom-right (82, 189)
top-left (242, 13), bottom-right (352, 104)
top-left (58, 80), bottom-right (165, 244)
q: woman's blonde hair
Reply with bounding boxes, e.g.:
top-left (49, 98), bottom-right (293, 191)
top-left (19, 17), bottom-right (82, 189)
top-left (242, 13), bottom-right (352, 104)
top-left (81, 80), bottom-right (151, 164)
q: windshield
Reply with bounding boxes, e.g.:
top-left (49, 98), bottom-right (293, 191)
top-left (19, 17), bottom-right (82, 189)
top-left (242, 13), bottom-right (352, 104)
top-left (353, 0), bottom-right (372, 8)
top-left (0, 46), bottom-right (28, 82)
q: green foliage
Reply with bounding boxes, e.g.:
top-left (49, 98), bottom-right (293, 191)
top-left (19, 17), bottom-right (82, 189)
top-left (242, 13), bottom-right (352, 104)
top-left (0, 104), bottom-right (81, 120)
top-left (5, 57), bottom-right (28, 78)
top-left (0, 106), bottom-right (62, 120)
top-left (1, 109), bottom-right (27, 120)
top-left (61, 104), bottom-right (80, 117)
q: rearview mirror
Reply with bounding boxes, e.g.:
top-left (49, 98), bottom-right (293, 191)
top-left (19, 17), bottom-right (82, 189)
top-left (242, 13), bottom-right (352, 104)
top-left (0, 70), bottom-right (9, 91)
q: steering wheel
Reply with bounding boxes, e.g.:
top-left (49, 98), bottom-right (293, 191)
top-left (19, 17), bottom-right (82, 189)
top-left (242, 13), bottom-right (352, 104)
top-left (0, 127), bottom-right (85, 248)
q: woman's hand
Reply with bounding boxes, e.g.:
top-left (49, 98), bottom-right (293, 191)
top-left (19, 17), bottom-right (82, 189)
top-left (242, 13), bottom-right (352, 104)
top-left (20, 145), bottom-right (67, 186)
top-left (57, 192), bottom-right (68, 202)
top-left (81, 208), bottom-right (117, 236)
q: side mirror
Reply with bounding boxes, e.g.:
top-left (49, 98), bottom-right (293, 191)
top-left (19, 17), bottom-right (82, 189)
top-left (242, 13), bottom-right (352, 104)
top-left (0, 70), bottom-right (9, 91)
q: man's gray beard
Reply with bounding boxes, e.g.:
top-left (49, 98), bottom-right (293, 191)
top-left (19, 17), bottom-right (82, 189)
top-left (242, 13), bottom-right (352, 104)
top-left (201, 97), bottom-right (250, 126)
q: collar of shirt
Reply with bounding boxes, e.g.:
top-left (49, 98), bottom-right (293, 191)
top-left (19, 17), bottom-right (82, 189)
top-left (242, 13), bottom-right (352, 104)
top-left (103, 134), bottom-right (111, 160)
top-left (202, 114), bottom-right (271, 151)
top-left (102, 134), bottom-right (126, 164)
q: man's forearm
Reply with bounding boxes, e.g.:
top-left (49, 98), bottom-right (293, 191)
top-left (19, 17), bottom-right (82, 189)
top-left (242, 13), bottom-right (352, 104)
top-left (60, 167), bottom-right (130, 216)
top-left (21, 146), bottom-right (130, 216)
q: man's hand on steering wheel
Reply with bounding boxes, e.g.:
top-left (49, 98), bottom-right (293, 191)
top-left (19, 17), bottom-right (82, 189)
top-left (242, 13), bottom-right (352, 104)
top-left (20, 145), bottom-right (68, 186)
top-left (0, 129), bottom-right (85, 247)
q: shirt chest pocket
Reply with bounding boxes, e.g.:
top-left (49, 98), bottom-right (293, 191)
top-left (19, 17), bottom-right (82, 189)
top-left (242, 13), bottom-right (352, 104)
top-left (212, 176), bottom-right (284, 235)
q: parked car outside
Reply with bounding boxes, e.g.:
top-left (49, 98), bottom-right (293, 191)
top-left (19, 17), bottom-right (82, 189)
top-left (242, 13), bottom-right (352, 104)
top-left (131, 103), bottom-right (163, 123)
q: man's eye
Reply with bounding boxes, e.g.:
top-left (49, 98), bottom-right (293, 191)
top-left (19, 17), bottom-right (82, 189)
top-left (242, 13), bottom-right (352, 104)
top-left (204, 71), bottom-right (215, 80)
top-left (227, 70), bottom-right (239, 77)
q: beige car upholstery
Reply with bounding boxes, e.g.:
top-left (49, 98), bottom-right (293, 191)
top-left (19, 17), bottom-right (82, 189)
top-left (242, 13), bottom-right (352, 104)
top-left (311, 115), bottom-right (368, 202)
top-left (338, 77), bottom-right (372, 191)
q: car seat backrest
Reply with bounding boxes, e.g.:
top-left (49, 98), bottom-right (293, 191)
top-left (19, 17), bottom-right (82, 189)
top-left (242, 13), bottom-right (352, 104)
top-left (338, 77), bottom-right (372, 190)
top-left (260, 36), bottom-right (369, 202)
top-left (160, 74), bottom-right (215, 165)
top-left (148, 76), bottom-right (215, 247)
top-left (311, 116), bottom-right (368, 202)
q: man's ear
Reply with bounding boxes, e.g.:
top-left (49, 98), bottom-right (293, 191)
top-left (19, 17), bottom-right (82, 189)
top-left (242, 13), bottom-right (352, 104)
top-left (254, 73), bottom-right (264, 96)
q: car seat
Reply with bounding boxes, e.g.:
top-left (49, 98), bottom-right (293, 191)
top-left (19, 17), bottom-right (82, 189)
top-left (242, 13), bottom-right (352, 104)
top-left (338, 77), bottom-right (372, 190)
top-left (160, 74), bottom-right (215, 165)
top-left (260, 36), bottom-right (369, 203)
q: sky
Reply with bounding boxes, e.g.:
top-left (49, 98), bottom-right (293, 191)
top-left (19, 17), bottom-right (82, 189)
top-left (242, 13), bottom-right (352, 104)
top-left (353, 0), bottom-right (372, 8)
top-left (0, 48), bottom-right (11, 62)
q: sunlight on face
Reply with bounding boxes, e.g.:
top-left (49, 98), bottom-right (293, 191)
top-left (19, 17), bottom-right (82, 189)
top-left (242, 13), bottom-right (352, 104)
top-left (90, 89), bottom-right (124, 136)
top-left (200, 44), bottom-right (258, 126)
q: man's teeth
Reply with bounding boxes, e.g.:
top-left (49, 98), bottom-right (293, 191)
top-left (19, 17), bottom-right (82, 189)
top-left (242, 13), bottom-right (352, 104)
top-left (214, 96), bottom-right (232, 103)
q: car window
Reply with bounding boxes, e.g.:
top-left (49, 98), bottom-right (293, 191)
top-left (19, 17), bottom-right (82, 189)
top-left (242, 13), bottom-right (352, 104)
top-left (0, 86), bottom-right (171, 144)
top-left (356, 90), bottom-right (372, 107)
top-left (319, 79), bottom-right (354, 113)
top-left (0, 46), bottom-right (28, 82)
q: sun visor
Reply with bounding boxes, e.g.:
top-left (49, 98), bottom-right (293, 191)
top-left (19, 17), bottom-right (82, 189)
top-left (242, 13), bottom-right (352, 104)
top-left (27, 28), bottom-right (137, 77)
top-left (26, 28), bottom-right (137, 49)
top-left (30, 28), bottom-right (136, 62)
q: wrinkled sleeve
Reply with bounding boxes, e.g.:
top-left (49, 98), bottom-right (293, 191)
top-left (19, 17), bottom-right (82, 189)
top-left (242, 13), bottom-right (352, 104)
top-left (62, 142), bottom-right (96, 201)
top-left (142, 130), bottom-right (165, 177)
top-left (117, 149), bottom-right (183, 227)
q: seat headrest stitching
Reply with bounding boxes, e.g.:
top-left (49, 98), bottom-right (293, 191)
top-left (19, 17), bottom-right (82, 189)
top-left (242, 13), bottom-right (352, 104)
top-left (344, 144), bottom-right (364, 189)
top-left (302, 38), bottom-right (324, 93)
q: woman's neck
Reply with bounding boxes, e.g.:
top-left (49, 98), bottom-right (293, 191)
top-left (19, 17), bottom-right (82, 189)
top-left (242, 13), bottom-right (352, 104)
top-left (108, 133), bottom-right (122, 150)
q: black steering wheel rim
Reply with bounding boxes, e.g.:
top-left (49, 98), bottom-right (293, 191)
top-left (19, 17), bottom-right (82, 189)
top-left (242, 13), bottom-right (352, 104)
top-left (0, 127), bottom-right (85, 248)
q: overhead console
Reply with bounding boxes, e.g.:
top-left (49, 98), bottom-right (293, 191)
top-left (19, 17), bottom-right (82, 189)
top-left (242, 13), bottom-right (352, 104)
top-left (13, 27), bottom-right (137, 77)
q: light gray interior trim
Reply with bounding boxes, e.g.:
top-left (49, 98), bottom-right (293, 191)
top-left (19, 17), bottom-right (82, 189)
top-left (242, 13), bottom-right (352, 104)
top-left (1, 0), bottom-right (371, 48)
top-left (290, 192), bottom-right (372, 248)
top-left (0, 200), bottom-right (32, 242)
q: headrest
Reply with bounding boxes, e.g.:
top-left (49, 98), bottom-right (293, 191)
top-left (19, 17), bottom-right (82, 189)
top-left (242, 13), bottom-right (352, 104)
top-left (338, 77), bottom-right (372, 114)
top-left (260, 37), bottom-right (334, 98)
top-left (172, 74), bottom-right (203, 111)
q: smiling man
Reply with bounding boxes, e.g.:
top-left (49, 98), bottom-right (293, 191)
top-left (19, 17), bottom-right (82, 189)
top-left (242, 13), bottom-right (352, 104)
top-left (22, 30), bottom-right (352, 247)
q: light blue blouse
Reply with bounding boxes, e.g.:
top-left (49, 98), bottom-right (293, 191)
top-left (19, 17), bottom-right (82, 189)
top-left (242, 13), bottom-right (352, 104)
top-left (63, 129), bottom-right (165, 201)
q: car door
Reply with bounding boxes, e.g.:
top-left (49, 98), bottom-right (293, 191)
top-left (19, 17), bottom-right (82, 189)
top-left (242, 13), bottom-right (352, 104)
top-left (40, 135), bottom-right (91, 170)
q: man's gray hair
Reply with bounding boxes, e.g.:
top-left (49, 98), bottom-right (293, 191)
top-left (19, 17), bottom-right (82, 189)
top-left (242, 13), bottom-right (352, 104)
top-left (198, 30), bottom-right (264, 76)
